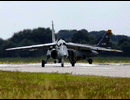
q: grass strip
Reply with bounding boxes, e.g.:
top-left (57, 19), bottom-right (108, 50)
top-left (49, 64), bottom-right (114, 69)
top-left (0, 56), bottom-right (130, 64)
top-left (0, 71), bottom-right (129, 99)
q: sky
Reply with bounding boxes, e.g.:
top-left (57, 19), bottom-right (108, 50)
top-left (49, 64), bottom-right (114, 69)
top-left (0, 1), bottom-right (130, 40)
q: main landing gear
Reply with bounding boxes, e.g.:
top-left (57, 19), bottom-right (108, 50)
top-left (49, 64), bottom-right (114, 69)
top-left (71, 62), bottom-right (75, 67)
top-left (42, 60), bottom-right (45, 67)
top-left (42, 56), bottom-right (50, 67)
top-left (88, 58), bottom-right (93, 64)
top-left (86, 57), bottom-right (93, 64)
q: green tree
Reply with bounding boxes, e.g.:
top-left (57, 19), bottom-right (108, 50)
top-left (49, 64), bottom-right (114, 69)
top-left (0, 40), bottom-right (18, 57)
top-left (120, 41), bottom-right (130, 56)
top-left (0, 38), bottom-right (4, 45)
top-left (71, 31), bottom-right (90, 43)
top-left (118, 38), bottom-right (130, 46)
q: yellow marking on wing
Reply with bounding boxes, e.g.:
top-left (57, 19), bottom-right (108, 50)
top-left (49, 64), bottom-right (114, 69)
top-left (102, 48), bottom-right (106, 50)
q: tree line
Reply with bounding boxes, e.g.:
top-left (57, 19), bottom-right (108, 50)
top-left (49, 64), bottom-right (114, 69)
top-left (0, 27), bottom-right (130, 58)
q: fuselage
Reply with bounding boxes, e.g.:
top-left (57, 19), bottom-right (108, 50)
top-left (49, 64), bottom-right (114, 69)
top-left (46, 38), bottom-right (68, 59)
top-left (47, 38), bottom-right (99, 61)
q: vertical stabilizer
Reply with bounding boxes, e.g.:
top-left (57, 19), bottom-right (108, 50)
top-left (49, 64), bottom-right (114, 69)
top-left (97, 30), bottom-right (112, 47)
top-left (52, 21), bottom-right (55, 42)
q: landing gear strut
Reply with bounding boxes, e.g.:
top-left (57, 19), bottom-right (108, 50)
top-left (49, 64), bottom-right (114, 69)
top-left (61, 58), bottom-right (64, 67)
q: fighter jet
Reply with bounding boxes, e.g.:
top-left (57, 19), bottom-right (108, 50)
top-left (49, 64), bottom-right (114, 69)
top-left (6, 21), bottom-right (123, 67)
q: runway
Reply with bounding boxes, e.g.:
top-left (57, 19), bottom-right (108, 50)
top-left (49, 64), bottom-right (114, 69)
top-left (0, 63), bottom-right (130, 78)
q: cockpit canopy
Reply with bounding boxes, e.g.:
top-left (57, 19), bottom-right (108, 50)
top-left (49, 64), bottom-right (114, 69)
top-left (57, 38), bottom-right (66, 46)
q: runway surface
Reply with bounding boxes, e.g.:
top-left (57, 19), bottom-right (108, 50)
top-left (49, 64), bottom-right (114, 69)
top-left (0, 63), bottom-right (130, 78)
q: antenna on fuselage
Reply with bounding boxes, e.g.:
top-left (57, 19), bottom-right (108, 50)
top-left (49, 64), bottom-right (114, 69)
top-left (52, 20), bottom-right (55, 42)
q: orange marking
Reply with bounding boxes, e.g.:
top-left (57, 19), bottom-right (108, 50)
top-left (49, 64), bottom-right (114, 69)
top-left (108, 30), bottom-right (111, 33)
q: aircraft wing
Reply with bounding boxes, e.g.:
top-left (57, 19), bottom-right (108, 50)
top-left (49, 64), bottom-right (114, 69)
top-left (6, 42), bottom-right (56, 51)
top-left (66, 42), bottom-right (123, 52)
top-left (66, 42), bottom-right (92, 51)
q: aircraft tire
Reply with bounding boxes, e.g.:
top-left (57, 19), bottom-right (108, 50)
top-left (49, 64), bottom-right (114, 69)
top-left (72, 63), bottom-right (75, 67)
top-left (61, 63), bottom-right (64, 67)
top-left (54, 60), bottom-right (56, 63)
top-left (58, 59), bottom-right (61, 63)
top-left (42, 60), bottom-right (45, 67)
top-left (88, 59), bottom-right (93, 64)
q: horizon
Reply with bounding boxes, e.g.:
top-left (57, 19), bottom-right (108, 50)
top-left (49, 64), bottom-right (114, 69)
top-left (2, 26), bottom-right (129, 41)
top-left (0, 1), bottom-right (130, 40)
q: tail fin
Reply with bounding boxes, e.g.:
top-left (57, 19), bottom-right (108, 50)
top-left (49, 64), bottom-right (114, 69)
top-left (52, 20), bottom-right (55, 42)
top-left (97, 30), bottom-right (112, 47)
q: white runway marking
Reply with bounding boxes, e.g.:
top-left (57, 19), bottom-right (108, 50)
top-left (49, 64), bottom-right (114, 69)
top-left (78, 67), bottom-right (115, 69)
top-left (0, 63), bottom-right (130, 78)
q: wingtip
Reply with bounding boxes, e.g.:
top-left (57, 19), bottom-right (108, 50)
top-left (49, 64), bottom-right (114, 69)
top-left (116, 50), bottom-right (123, 53)
top-left (5, 48), bottom-right (14, 51)
top-left (5, 49), bottom-right (10, 51)
top-left (120, 50), bottom-right (123, 53)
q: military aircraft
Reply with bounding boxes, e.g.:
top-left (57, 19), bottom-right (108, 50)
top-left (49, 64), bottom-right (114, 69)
top-left (6, 21), bottom-right (123, 67)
